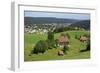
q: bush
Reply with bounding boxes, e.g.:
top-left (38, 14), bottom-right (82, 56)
top-left (48, 31), bottom-right (54, 41)
top-left (75, 34), bottom-right (80, 39)
top-left (66, 33), bottom-right (70, 39)
top-left (83, 34), bottom-right (90, 38)
top-left (80, 40), bottom-right (90, 52)
top-left (47, 40), bottom-right (56, 49)
top-left (32, 40), bottom-right (48, 54)
top-left (75, 34), bottom-right (78, 39)
top-left (47, 31), bottom-right (56, 49)
top-left (55, 39), bottom-right (59, 47)
top-left (61, 33), bottom-right (66, 36)
top-left (86, 40), bottom-right (90, 51)
top-left (62, 45), bottom-right (69, 54)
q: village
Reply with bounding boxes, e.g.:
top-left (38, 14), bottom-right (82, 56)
top-left (24, 23), bottom-right (72, 34)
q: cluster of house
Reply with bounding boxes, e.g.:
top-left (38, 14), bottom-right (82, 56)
top-left (24, 25), bottom-right (48, 34)
top-left (24, 23), bottom-right (71, 34)
top-left (74, 27), bottom-right (85, 31)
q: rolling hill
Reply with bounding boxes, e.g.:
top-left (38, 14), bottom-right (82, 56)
top-left (24, 17), bottom-right (78, 25)
top-left (69, 20), bottom-right (90, 30)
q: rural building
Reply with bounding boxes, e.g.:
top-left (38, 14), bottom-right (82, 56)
top-left (79, 36), bottom-right (88, 42)
top-left (58, 35), bottom-right (69, 47)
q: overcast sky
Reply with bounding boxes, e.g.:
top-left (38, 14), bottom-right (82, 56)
top-left (24, 11), bottom-right (90, 20)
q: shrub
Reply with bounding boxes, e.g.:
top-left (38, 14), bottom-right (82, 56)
top-left (47, 40), bottom-right (56, 49)
top-left (47, 31), bottom-right (56, 49)
top-left (48, 31), bottom-right (54, 41)
top-left (80, 40), bottom-right (90, 52)
top-left (61, 33), bottom-right (66, 36)
top-left (86, 40), bottom-right (90, 51)
top-left (62, 45), bottom-right (69, 54)
top-left (66, 33), bottom-right (70, 39)
top-left (75, 34), bottom-right (78, 39)
top-left (32, 40), bottom-right (48, 54)
top-left (75, 34), bottom-right (80, 40)
top-left (55, 39), bottom-right (59, 47)
top-left (83, 34), bottom-right (90, 38)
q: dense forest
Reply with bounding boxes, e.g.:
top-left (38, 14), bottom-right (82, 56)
top-left (69, 20), bottom-right (90, 30)
top-left (24, 17), bottom-right (78, 25)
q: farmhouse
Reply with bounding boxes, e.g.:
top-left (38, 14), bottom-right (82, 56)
top-left (79, 36), bottom-right (88, 42)
top-left (58, 35), bottom-right (69, 47)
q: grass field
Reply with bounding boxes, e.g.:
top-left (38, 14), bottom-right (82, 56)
top-left (24, 31), bottom-right (90, 61)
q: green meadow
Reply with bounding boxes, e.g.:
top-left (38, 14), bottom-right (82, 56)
top-left (24, 31), bottom-right (90, 61)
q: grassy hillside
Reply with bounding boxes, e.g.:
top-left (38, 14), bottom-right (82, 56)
top-left (24, 31), bottom-right (90, 61)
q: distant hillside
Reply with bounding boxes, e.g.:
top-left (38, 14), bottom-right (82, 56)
top-left (70, 20), bottom-right (90, 30)
top-left (24, 17), bottom-right (78, 25)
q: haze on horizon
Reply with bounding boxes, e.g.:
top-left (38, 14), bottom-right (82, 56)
top-left (24, 11), bottom-right (90, 20)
